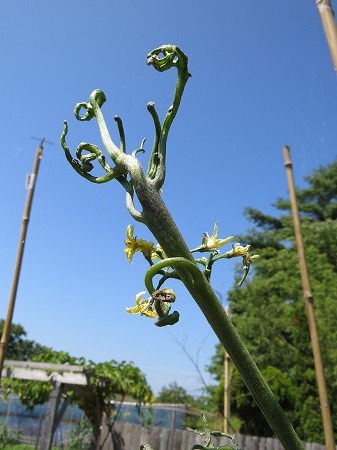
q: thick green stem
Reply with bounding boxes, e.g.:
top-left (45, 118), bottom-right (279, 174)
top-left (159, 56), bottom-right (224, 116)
top-left (62, 44), bottom-right (304, 450)
top-left (132, 172), bottom-right (303, 450)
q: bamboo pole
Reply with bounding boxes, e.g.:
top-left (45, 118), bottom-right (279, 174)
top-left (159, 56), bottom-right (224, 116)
top-left (223, 348), bottom-right (231, 433)
top-left (316, 0), bottom-right (337, 72)
top-left (224, 306), bottom-right (231, 433)
top-left (0, 140), bottom-right (44, 380)
top-left (282, 145), bottom-right (335, 450)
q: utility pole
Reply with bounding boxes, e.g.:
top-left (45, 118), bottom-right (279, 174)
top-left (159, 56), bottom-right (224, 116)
top-left (316, 0), bottom-right (337, 71)
top-left (0, 139), bottom-right (45, 380)
top-left (282, 146), bottom-right (335, 450)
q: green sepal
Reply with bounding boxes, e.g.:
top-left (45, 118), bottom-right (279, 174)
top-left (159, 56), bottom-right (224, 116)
top-left (155, 311), bottom-right (180, 327)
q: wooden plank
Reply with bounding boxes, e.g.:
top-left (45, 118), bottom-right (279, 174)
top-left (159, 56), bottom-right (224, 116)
top-left (92, 425), bottom-right (330, 450)
top-left (120, 423), bottom-right (131, 449)
top-left (272, 437), bottom-right (283, 450)
top-left (237, 434), bottom-right (245, 449)
top-left (4, 359), bottom-right (85, 372)
top-left (180, 429), bottom-right (191, 450)
top-left (249, 435), bottom-right (260, 450)
top-left (170, 429), bottom-right (182, 450)
top-left (159, 427), bottom-right (170, 450)
top-left (194, 432), bottom-right (204, 447)
top-left (259, 436), bottom-right (266, 449)
top-left (40, 380), bottom-right (62, 450)
top-left (265, 437), bottom-right (274, 450)
top-left (131, 423), bottom-right (142, 449)
top-left (312, 444), bottom-right (325, 450)
top-left (2, 367), bottom-right (88, 385)
top-left (124, 422), bottom-right (141, 449)
top-left (145, 425), bottom-right (162, 448)
top-left (113, 423), bottom-right (126, 450)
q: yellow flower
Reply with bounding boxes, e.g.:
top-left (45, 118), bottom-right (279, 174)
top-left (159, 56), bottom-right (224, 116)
top-left (151, 244), bottom-right (166, 260)
top-left (124, 225), bottom-right (155, 262)
top-left (226, 243), bottom-right (259, 261)
top-left (126, 292), bottom-right (158, 319)
top-left (201, 223), bottom-right (234, 251)
top-left (223, 243), bottom-right (259, 286)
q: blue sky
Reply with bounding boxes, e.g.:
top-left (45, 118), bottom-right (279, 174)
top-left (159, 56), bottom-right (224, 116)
top-left (1, 1), bottom-right (337, 396)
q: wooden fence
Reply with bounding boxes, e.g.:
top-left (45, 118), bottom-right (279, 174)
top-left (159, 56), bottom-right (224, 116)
top-left (98, 422), bottom-right (329, 450)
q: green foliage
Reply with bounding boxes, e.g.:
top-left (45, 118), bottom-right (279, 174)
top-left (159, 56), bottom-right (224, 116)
top-left (2, 332), bottom-right (153, 445)
top-left (67, 416), bottom-right (92, 449)
top-left (0, 446), bottom-right (38, 450)
top-left (79, 358), bottom-right (153, 434)
top-left (156, 381), bottom-right (194, 404)
top-left (2, 348), bottom-right (85, 409)
top-left (155, 381), bottom-right (207, 430)
top-left (0, 446), bottom-right (58, 450)
top-left (0, 424), bottom-right (21, 448)
top-left (185, 413), bottom-right (240, 450)
top-left (0, 446), bottom-right (33, 450)
top-left (3, 344), bottom-right (153, 407)
top-left (207, 160), bottom-right (337, 443)
top-left (276, 161), bottom-right (337, 221)
top-left (0, 321), bottom-right (49, 361)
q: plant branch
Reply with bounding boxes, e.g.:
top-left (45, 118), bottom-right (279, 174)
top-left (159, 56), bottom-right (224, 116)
top-left (61, 44), bottom-right (304, 450)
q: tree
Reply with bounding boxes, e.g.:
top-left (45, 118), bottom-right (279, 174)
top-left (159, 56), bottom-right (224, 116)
top-left (0, 320), bottom-right (49, 361)
top-left (206, 160), bottom-right (337, 443)
top-left (155, 382), bottom-right (218, 430)
top-left (1, 329), bottom-right (153, 448)
top-left (156, 381), bottom-right (194, 404)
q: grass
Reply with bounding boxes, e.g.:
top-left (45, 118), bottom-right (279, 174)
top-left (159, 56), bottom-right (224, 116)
top-left (1, 445), bottom-right (59, 449)
top-left (1, 445), bottom-right (34, 450)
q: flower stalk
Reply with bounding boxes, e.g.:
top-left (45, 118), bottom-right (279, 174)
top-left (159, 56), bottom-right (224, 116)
top-left (61, 45), bottom-right (304, 449)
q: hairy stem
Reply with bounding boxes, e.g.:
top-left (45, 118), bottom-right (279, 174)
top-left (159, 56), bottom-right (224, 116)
top-left (62, 44), bottom-right (304, 450)
top-left (131, 169), bottom-right (303, 450)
